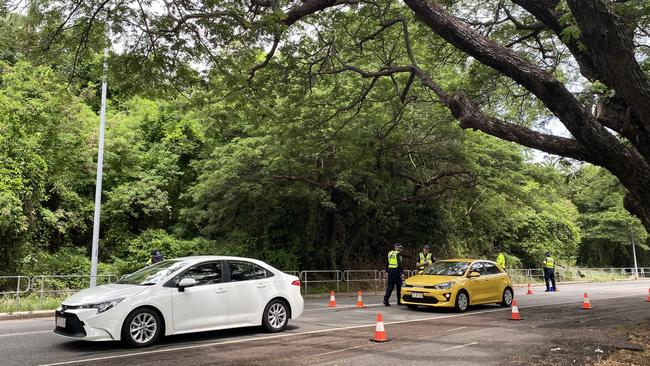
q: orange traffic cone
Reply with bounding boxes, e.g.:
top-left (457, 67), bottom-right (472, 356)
top-left (370, 312), bottom-right (390, 342)
top-left (328, 290), bottom-right (337, 307)
top-left (509, 299), bottom-right (522, 320)
top-left (356, 290), bottom-right (366, 308)
top-left (582, 292), bottom-right (592, 310)
top-left (645, 288), bottom-right (650, 302)
top-left (527, 283), bottom-right (534, 295)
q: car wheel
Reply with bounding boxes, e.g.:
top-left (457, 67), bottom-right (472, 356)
top-left (121, 308), bottom-right (162, 348)
top-left (455, 291), bottom-right (469, 313)
top-left (262, 299), bottom-right (289, 333)
top-left (406, 304), bottom-right (418, 310)
top-left (501, 287), bottom-right (514, 307)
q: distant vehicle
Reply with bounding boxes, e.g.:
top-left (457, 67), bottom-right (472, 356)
top-left (401, 259), bottom-right (513, 312)
top-left (54, 256), bottom-right (303, 347)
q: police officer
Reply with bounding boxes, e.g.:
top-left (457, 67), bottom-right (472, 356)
top-left (496, 246), bottom-right (506, 271)
top-left (416, 244), bottom-right (434, 274)
top-left (543, 251), bottom-right (556, 292)
top-left (146, 249), bottom-right (164, 266)
top-left (384, 243), bottom-right (404, 306)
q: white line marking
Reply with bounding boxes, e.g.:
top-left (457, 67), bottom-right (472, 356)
top-left (304, 303), bottom-right (383, 312)
top-left (38, 293), bottom-right (645, 366)
top-left (0, 330), bottom-right (52, 338)
top-left (442, 341), bottom-right (478, 352)
top-left (312, 344), bottom-right (365, 357)
top-left (446, 326), bottom-right (467, 332)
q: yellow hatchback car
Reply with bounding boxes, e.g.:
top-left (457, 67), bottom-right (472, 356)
top-left (401, 259), bottom-right (513, 312)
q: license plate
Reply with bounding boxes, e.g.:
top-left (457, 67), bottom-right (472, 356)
top-left (411, 292), bottom-right (424, 299)
top-left (56, 316), bottom-right (66, 328)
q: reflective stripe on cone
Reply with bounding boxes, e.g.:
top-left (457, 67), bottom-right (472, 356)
top-left (370, 312), bottom-right (390, 342)
top-left (509, 299), bottom-right (522, 320)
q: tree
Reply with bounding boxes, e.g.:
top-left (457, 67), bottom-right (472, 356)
top-left (0, 61), bottom-right (97, 274)
top-left (570, 165), bottom-right (648, 267)
top-left (36, 0), bottom-right (650, 234)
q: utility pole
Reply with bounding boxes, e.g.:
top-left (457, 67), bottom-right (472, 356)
top-left (631, 236), bottom-right (639, 280)
top-left (90, 45), bottom-right (109, 287)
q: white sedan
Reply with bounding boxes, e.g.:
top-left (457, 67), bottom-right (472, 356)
top-left (53, 256), bottom-right (304, 347)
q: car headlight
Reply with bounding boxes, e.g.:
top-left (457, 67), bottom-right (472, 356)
top-left (433, 281), bottom-right (454, 290)
top-left (79, 298), bottom-right (124, 314)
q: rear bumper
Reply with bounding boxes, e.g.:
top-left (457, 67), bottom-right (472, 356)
top-left (289, 294), bottom-right (304, 319)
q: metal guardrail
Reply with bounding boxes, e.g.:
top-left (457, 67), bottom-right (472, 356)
top-left (299, 270), bottom-right (342, 295)
top-left (506, 267), bottom-right (650, 284)
top-left (343, 270), bottom-right (380, 293)
top-left (3, 267), bottom-right (649, 312)
top-left (1, 275), bottom-right (117, 313)
top-left (31, 275), bottom-right (118, 309)
top-left (0, 276), bottom-right (31, 310)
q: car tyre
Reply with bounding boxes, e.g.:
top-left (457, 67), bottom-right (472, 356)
top-left (406, 304), bottom-right (418, 310)
top-left (501, 287), bottom-right (514, 307)
top-left (262, 299), bottom-right (289, 333)
top-left (454, 290), bottom-right (469, 313)
top-left (121, 307), bottom-right (162, 348)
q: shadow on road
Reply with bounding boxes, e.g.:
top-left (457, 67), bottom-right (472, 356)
top-left (54, 325), bottom-right (301, 353)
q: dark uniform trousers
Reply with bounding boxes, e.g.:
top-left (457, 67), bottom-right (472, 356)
top-left (384, 269), bottom-right (403, 304)
top-left (543, 268), bottom-right (556, 291)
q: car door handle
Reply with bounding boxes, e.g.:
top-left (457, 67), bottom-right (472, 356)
top-left (215, 289), bottom-right (227, 294)
top-left (256, 284), bottom-right (267, 288)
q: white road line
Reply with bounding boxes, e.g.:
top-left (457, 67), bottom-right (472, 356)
top-left (312, 344), bottom-right (365, 358)
top-left (0, 330), bottom-right (52, 338)
top-left (37, 293), bottom-right (645, 366)
top-left (304, 303), bottom-right (383, 312)
top-left (446, 326), bottom-right (468, 332)
top-left (442, 341), bottom-right (479, 352)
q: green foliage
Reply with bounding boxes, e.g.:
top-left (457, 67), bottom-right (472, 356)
top-left (570, 165), bottom-right (649, 267)
top-left (111, 229), bottom-right (215, 275)
top-left (0, 5), bottom-right (646, 277)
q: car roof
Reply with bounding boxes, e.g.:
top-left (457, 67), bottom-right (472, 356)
top-left (439, 258), bottom-right (497, 263)
top-left (172, 256), bottom-right (271, 266)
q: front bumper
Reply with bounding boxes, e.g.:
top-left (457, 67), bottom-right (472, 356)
top-left (53, 306), bottom-right (124, 341)
top-left (401, 287), bottom-right (455, 307)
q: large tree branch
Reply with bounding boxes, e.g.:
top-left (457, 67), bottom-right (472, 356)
top-left (447, 91), bottom-right (592, 161)
top-left (567, 0), bottom-right (650, 134)
top-left (510, 0), bottom-right (599, 81)
top-left (402, 0), bottom-right (649, 174)
top-left (325, 61), bottom-right (592, 161)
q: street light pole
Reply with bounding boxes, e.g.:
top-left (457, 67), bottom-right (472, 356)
top-left (90, 45), bottom-right (109, 287)
top-left (631, 236), bottom-right (639, 280)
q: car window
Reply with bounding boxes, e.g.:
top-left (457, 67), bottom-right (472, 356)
top-left (181, 262), bottom-right (223, 286)
top-left (469, 262), bottom-right (485, 275)
top-left (423, 261), bottom-right (470, 276)
top-left (228, 261), bottom-right (273, 282)
top-left (117, 260), bottom-right (186, 286)
top-left (484, 262), bottom-right (501, 275)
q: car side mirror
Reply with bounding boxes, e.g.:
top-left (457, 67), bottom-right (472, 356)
top-left (178, 278), bottom-right (197, 292)
top-left (468, 271), bottom-right (481, 278)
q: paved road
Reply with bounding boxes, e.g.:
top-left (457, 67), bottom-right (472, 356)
top-left (2, 280), bottom-right (650, 366)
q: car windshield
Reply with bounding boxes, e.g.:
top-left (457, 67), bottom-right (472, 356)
top-left (423, 261), bottom-right (470, 276)
top-left (116, 260), bottom-right (187, 285)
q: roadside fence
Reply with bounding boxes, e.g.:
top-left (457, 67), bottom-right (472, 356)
top-left (2, 267), bottom-right (649, 312)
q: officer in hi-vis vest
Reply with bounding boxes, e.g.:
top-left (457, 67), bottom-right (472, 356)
top-left (383, 243), bottom-right (404, 306)
top-left (543, 252), bottom-right (556, 292)
top-left (496, 246), bottom-right (506, 271)
top-left (416, 244), bottom-right (435, 274)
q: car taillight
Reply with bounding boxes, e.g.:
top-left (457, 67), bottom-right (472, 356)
top-left (291, 280), bottom-right (301, 286)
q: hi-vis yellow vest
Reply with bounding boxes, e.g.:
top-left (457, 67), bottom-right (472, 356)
top-left (496, 253), bottom-right (506, 269)
top-left (544, 256), bottom-right (555, 269)
top-left (388, 251), bottom-right (399, 268)
top-left (418, 252), bottom-right (432, 265)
